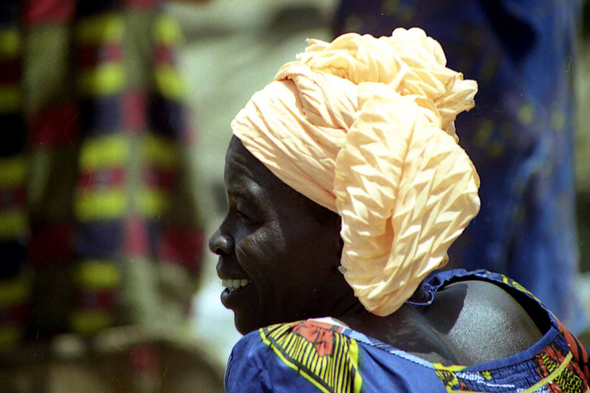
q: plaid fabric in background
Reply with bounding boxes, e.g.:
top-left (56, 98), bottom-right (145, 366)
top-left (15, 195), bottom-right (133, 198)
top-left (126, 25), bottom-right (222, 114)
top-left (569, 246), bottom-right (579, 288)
top-left (0, 0), bottom-right (204, 351)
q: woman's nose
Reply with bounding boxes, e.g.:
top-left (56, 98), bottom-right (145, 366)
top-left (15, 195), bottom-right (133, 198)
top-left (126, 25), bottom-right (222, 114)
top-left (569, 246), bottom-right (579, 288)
top-left (208, 227), bottom-right (234, 255)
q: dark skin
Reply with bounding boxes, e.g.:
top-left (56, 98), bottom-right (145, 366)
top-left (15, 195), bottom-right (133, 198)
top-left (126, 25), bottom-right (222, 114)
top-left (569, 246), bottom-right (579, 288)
top-left (209, 136), bottom-right (543, 367)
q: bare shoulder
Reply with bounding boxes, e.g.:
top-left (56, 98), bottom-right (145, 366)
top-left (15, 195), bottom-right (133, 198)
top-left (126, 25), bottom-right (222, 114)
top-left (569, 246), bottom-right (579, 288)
top-left (430, 279), bottom-right (545, 366)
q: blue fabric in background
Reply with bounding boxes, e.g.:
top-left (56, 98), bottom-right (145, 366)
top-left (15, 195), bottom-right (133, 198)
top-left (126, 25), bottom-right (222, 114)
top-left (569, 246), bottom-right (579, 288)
top-left (335, 0), bottom-right (586, 332)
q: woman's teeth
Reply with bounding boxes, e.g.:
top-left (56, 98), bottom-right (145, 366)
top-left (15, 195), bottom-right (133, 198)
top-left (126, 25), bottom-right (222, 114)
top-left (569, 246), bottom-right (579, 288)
top-left (222, 279), bottom-right (251, 291)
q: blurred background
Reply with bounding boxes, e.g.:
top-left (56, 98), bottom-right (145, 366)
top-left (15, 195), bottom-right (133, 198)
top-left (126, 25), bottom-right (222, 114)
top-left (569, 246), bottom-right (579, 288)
top-left (0, 0), bottom-right (589, 391)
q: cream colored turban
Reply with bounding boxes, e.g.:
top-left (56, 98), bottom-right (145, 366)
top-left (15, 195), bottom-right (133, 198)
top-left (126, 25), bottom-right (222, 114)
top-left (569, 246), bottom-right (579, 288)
top-left (231, 28), bottom-right (480, 316)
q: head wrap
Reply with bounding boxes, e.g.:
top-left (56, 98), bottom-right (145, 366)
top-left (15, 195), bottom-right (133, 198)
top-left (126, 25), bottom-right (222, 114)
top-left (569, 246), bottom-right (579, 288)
top-left (231, 28), bottom-right (480, 316)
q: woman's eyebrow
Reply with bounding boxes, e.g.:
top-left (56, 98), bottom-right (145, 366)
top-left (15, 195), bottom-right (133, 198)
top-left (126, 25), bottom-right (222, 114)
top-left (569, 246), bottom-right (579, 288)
top-left (227, 189), bottom-right (249, 200)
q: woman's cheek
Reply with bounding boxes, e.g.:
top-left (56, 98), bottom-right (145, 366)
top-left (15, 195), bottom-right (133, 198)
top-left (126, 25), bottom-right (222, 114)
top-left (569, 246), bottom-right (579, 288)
top-left (235, 231), bottom-right (266, 270)
top-left (250, 223), bottom-right (283, 252)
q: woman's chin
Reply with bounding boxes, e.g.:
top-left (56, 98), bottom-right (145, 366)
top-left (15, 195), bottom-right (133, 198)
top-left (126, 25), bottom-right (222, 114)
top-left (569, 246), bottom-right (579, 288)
top-left (233, 311), bottom-right (265, 335)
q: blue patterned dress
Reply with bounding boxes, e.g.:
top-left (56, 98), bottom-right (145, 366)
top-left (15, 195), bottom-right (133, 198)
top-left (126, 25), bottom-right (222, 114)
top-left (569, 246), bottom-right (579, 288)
top-left (225, 270), bottom-right (590, 392)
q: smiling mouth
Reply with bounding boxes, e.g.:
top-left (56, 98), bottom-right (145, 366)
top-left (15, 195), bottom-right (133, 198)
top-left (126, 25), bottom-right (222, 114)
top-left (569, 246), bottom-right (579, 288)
top-left (222, 278), bottom-right (252, 292)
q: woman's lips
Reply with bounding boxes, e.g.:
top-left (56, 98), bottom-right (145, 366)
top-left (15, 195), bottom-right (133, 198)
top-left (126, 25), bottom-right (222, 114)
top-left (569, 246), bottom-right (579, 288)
top-left (220, 278), bottom-right (253, 309)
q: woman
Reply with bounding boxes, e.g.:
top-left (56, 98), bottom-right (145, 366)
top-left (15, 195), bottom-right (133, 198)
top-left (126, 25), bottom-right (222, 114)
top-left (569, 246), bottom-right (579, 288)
top-left (209, 28), bottom-right (590, 392)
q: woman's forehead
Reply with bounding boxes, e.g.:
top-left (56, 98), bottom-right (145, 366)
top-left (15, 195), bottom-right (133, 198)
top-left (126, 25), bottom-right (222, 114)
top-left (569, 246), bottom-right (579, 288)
top-left (224, 136), bottom-right (316, 212)
top-left (225, 146), bottom-right (254, 181)
top-left (224, 137), bottom-right (278, 194)
top-left (226, 138), bottom-right (261, 177)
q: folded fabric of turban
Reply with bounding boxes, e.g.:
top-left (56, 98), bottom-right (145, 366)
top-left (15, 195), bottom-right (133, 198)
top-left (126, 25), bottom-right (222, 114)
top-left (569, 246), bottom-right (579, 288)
top-left (232, 28), bottom-right (480, 316)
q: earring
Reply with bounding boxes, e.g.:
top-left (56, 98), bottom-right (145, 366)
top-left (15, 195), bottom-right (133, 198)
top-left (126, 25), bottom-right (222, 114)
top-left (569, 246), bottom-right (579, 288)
top-left (338, 265), bottom-right (347, 275)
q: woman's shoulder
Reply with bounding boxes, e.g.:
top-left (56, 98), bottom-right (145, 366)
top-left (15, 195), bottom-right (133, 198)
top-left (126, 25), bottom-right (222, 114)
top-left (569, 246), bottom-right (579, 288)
top-left (424, 269), bottom-right (549, 365)
top-left (418, 270), bottom-right (590, 391)
top-left (229, 319), bottom-right (364, 378)
top-left (426, 269), bottom-right (555, 331)
top-left (437, 279), bottom-right (544, 363)
top-left (226, 320), bottom-right (362, 392)
top-left (226, 319), bottom-right (445, 392)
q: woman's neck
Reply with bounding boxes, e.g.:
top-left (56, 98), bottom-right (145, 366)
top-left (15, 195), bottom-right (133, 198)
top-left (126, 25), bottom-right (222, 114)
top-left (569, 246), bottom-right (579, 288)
top-left (337, 292), bottom-right (460, 365)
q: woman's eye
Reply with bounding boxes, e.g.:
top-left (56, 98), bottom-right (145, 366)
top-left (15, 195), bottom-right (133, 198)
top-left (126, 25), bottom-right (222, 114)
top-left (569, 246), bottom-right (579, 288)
top-left (237, 210), bottom-right (253, 223)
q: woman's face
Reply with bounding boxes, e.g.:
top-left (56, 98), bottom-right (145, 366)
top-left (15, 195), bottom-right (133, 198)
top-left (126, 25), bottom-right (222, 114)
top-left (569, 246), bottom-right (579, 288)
top-left (209, 136), bottom-right (353, 335)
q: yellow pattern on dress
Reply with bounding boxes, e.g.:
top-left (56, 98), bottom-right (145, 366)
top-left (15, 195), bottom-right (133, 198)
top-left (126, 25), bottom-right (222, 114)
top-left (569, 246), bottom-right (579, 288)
top-left (260, 323), bottom-right (363, 393)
